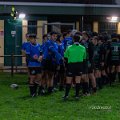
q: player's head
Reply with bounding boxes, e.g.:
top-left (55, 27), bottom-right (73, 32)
top-left (111, 33), bottom-right (118, 42)
top-left (26, 33), bottom-right (30, 41)
top-left (73, 34), bottom-right (80, 43)
top-left (29, 34), bottom-right (37, 44)
top-left (98, 35), bottom-right (104, 44)
top-left (82, 31), bottom-right (89, 39)
top-left (50, 31), bottom-right (58, 41)
top-left (43, 34), bottom-right (47, 42)
top-left (56, 34), bottom-right (63, 43)
top-left (91, 36), bottom-right (98, 45)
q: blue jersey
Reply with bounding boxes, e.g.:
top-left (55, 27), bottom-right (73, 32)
top-left (26, 43), bottom-right (42, 67)
top-left (21, 41), bottom-right (30, 52)
top-left (58, 43), bottom-right (64, 57)
top-left (58, 43), bottom-right (64, 65)
top-left (41, 41), bottom-right (47, 52)
top-left (62, 36), bottom-right (73, 50)
top-left (43, 40), bottom-right (62, 64)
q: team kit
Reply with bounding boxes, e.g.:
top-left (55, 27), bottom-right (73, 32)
top-left (21, 30), bottom-right (120, 100)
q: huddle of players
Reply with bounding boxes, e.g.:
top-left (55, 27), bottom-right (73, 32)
top-left (21, 30), bottom-right (120, 99)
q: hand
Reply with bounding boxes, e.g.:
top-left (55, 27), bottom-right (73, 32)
top-left (38, 55), bottom-right (43, 62)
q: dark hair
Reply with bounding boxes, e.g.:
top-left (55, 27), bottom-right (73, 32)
top-left (50, 31), bottom-right (58, 36)
top-left (63, 32), bottom-right (67, 38)
top-left (26, 33), bottom-right (29, 37)
top-left (82, 31), bottom-right (90, 38)
top-left (92, 32), bottom-right (98, 37)
top-left (98, 35), bottom-right (104, 41)
top-left (111, 33), bottom-right (118, 39)
top-left (43, 34), bottom-right (47, 39)
top-left (67, 30), bottom-right (72, 34)
top-left (29, 34), bottom-right (37, 38)
top-left (75, 32), bottom-right (82, 36)
top-left (73, 34), bottom-right (80, 42)
top-left (93, 36), bottom-right (98, 41)
top-left (56, 34), bottom-right (61, 42)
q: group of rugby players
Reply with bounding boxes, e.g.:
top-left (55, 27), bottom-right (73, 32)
top-left (21, 30), bottom-right (120, 100)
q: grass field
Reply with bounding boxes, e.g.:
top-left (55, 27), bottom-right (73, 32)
top-left (0, 72), bottom-right (120, 120)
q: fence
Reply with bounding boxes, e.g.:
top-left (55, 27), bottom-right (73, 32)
top-left (0, 54), bottom-right (27, 77)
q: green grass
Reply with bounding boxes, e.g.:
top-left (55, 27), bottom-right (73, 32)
top-left (0, 72), bottom-right (120, 120)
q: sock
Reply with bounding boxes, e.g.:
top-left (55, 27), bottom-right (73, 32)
top-left (29, 84), bottom-right (36, 97)
top-left (98, 77), bottom-right (102, 89)
top-left (118, 72), bottom-right (120, 82)
top-left (75, 83), bottom-right (80, 97)
top-left (93, 87), bottom-right (97, 93)
top-left (65, 84), bottom-right (71, 97)
top-left (82, 82), bottom-right (85, 94)
top-left (96, 78), bottom-right (99, 88)
top-left (89, 80), bottom-right (92, 93)
top-left (102, 75), bottom-right (107, 85)
top-left (48, 87), bottom-right (53, 94)
top-left (59, 85), bottom-right (64, 91)
top-left (38, 86), bottom-right (44, 95)
top-left (105, 76), bottom-right (109, 85)
top-left (108, 73), bottom-right (112, 86)
top-left (82, 82), bottom-right (89, 94)
top-left (112, 72), bottom-right (116, 82)
top-left (84, 82), bottom-right (89, 94)
top-left (34, 83), bottom-right (38, 93)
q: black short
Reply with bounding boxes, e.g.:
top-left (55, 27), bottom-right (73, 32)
top-left (82, 61), bottom-right (88, 74)
top-left (59, 65), bottom-right (65, 73)
top-left (88, 66), bottom-right (94, 73)
top-left (28, 67), bottom-right (41, 75)
top-left (42, 60), bottom-right (57, 72)
top-left (94, 63), bottom-right (101, 70)
top-left (88, 62), bottom-right (94, 73)
top-left (66, 62), bottom-right (83, 77)
top-left (82, 61), bottom-right (94, 74)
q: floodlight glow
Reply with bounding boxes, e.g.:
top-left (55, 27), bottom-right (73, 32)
top-left (111, 16), bottom-right (118, 22)
top-left (19, 13), bottom-right (26, 19)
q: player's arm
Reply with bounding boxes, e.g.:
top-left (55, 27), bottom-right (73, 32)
top-left (49, 45), bottom-right (62, 62)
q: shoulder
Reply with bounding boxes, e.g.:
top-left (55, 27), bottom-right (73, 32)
top-left (79, 44), bottom-right (86, 50)
top-left (67, 45), bottom-right (72, 48)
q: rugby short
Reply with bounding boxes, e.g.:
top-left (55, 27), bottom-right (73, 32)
top-left (66, 62), bottom-right (83, 77)
top-left (28, 67), bottom-right (41, 75)
top-left (42, 59), bottom-right (57, 72)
